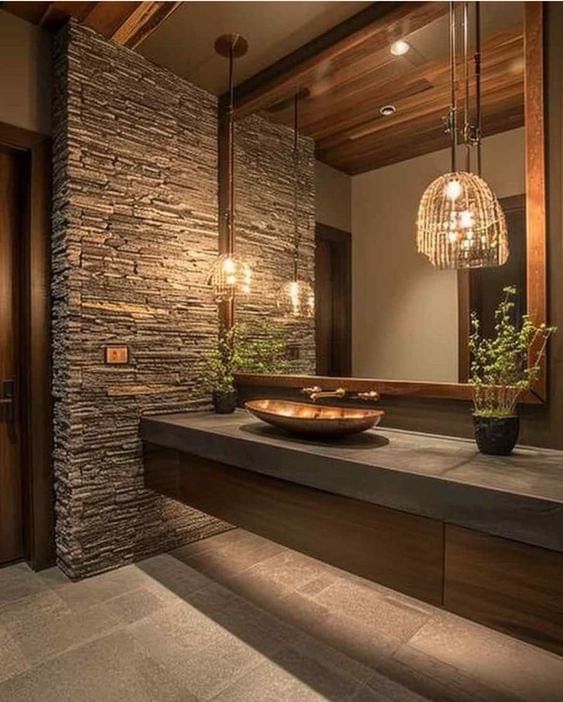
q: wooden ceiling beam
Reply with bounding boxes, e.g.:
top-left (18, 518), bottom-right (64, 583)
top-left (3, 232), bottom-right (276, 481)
top-left (109, 1), bottom-right (180, 49)
top-left (2, 1), bottom-right (180, 48)
top-left (232, 2), bottom-right (449, 119)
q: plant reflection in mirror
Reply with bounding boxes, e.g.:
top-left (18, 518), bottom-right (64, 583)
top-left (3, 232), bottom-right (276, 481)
top-left (469, 286), bottom-right (556, 417)
top-left (201, 321), bottom-right (290, 396)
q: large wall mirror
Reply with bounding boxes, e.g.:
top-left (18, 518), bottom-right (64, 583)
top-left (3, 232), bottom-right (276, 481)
top-left (227, 1), bottom-right (546, 402)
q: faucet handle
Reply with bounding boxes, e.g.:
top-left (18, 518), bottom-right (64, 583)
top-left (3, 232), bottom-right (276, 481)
top-left (302, 386), bottom-right (322, 395)
top-left (355, 390), bottom-right (380, 402)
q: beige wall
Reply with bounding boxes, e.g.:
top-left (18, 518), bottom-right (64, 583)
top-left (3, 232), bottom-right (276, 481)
top-left (315, 160), bottom-right (351, 231)
top-left (0, 10), bottom-right (51, 134)
top-left (351, 127), bottom-right (525, 382)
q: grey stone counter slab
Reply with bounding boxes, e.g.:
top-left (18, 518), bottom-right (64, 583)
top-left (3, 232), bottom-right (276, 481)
top-left (140, 410), bottom-right (563, 552)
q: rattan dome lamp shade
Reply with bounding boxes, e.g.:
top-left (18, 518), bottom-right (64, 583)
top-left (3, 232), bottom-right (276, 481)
top-left (416, 171), bottom-right (509, 270)
top-left (207, 253), bottom-right (252, 303)
top-left (276, 279), bottom-right (315, 319)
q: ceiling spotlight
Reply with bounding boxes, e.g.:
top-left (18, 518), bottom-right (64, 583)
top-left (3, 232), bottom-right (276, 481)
top-left (390, 39), bottom-right (410, 56)
top-left (380, 105), bottom-right (396, 117)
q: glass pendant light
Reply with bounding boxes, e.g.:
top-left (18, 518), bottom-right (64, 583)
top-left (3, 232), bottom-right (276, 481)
top-left (416, 2), bottom-right (509, 270)
top-left (207, 34), bottom-right (252, 302)
top-left (277, 94), bottom-right (315, 318)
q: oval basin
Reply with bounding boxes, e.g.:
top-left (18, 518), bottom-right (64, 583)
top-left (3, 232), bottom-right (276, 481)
top-left (244, 399), bottom-right (384, 439)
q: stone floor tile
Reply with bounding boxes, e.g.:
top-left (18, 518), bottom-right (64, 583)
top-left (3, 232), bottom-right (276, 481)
top-left (166, 634), bottom-right (278, 700)
top-left (350, 672), bottom-right (431, 702)
top-left (200, 595), bottom-right (293, 653)
top-left (0, 628), bottom-right (28, 684)
top-left (170, 527), bottom-right (262, 559)
top-left (173, 536), bottom-right (286, 582)
top-left (128, 600), bottom-right (229, 659)
top-left (313, 578), bottom-right (430, 642)
top-left (290, 628), bottom-right (375, 687)
top-left (377, 643), bottom-right (522, 702)
top-left (104, 586), bottom-right (170, 624)
top-left (0, 564), bottom-right (48, 609)
top-left (298, 573), bottom-right (339, 597)
top-left (0, 630), bottom-right (196, 702)
top-left (244, 550), bottom-right (329, 592)
top-left (5, 599), bottom-right (121, 666)
top-left (304, 609), bottom-right (403, 670)
top-left (136, 553), bottom-right (214, 600)
top-left (0, 590), bottom-right (68, 634)
top-left (49, 564), bottom-right (155, 610)
top-left (213, 645), bottom-right (364, 702)
top-left (407, 614), bottom-right (563, 702)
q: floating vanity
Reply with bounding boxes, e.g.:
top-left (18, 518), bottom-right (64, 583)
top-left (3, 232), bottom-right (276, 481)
top-left (141, 410), bottom-right (563, 655)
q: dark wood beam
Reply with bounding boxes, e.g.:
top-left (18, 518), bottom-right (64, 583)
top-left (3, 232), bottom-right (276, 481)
top-left (110, 1), bottom-right (180, 49)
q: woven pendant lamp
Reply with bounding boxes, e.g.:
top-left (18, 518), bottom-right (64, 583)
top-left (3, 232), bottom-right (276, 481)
top-left (207, 34), bottom-right (253, 302)
top-left (416, 2), bottom-right (509, 270)
top-left (277, 94), bottom-right (315, 318)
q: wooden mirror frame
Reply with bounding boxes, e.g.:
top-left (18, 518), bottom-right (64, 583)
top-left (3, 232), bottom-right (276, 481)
top-left (224, 3), bottom-right (547, 403)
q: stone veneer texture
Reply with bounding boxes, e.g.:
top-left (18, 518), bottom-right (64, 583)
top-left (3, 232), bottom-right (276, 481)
top-left (51, 20), bottom-right (233, 578)
top-left (234, 114), bottom-right (316, 373)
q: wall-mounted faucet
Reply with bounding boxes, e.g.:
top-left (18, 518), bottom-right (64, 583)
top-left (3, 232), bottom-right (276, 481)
top-left (301, 386), bottom-right (380, 403)
top-left (302, 386), bottom-right (346, 401)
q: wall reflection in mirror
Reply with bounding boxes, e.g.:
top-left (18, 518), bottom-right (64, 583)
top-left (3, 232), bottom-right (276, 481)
top-left (235, 1), bottom-right (528, 385)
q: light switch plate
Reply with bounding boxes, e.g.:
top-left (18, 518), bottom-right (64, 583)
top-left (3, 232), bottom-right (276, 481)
top-left (105, 346), bottom-right (129, 365)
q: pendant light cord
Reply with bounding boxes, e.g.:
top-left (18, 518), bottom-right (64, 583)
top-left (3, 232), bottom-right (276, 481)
top-left (292, 93), bottom-right (300, 281)
top-left (463, 1), bottom-right (471, 172)
top-left (449, 1), bottom-right (458, 173)
top-left (474, 1), bottom-right (482, 176)
top-left (228, 40), bottom-right (236, 254)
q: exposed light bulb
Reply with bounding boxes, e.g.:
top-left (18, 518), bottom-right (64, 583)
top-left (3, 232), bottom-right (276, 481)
top-left (390, 39), bottom-right (410, 56)
top-left (277, 279), bottom-right (314, 319)
top-left (222, 256), bottom-right (236, 274)
top-left (459, 209), bottom-right (474, 228)
top-left (445, 179), bottom-right (462, 201)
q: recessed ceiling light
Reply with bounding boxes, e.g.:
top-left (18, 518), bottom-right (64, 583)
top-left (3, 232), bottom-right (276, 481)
top-left (380, 105), bottom-right (396, 117)
top-left (390, 39), bottom-right (410, 56)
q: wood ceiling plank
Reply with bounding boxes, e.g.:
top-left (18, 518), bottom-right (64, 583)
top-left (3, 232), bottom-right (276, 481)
top-left (234, 2), bottom-right (449, 119)
top-left (328, 99), bottom-right (524, 174)
top-left (83, 1), bottom-right (142, 39)
top-left (298, 26), bottom-right (523, 143)
top-left (110, 1), bottom-right (180, 49)
top-left (319, 77), bottom-right (524, 169)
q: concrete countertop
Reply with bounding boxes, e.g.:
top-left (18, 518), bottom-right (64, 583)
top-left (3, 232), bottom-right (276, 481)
top-left (140, 410), bottom-right (563, 552)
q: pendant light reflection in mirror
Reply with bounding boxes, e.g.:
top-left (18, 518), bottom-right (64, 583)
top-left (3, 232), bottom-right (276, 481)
top-left (207, 34), bottom-right (253, 302)
top-left (277, 93), bottom-right (315, 319)
top-left (416, 1), bottom-right (509, 270)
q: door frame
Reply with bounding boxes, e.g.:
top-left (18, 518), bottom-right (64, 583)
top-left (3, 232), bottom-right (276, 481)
top-left (0, 122), bottom-right (54, 570)
top-left (315, 223), bottom-right (352, 376)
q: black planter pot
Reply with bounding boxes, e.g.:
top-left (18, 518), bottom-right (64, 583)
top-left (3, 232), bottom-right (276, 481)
top-left (473, 415), bottom-right (520, 456)
top-left (212, 390), bottom-right (237, 414)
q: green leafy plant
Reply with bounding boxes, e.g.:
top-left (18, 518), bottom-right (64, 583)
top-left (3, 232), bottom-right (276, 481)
top-left (201, 321), bottom-right (290, 395)
top-left (469, 286), bottom-right (556, 417)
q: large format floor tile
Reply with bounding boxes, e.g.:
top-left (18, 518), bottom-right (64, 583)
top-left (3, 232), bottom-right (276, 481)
top-left (0, 528), bottom-right (561, 701)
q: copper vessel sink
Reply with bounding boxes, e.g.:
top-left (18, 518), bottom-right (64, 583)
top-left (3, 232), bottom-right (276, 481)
top-left (244, 399), bottom-right (384, 438)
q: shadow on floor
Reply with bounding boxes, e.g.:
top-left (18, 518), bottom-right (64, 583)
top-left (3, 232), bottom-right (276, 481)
top-left (135, 529), bottom-right (553, 702)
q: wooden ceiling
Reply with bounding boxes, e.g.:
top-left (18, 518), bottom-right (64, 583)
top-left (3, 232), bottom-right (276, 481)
top-left (235, 2), bottom-right (524, 175)
top-left (1, 1), bottom-right (180, 48)
top-left (3, 1), bottom-right (524, 175)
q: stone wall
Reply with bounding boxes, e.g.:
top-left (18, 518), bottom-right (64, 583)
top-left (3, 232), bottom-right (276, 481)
top-left (235, 114), bottom-right (316, 373)
top-left (51, 20), bottom-right (232, 578)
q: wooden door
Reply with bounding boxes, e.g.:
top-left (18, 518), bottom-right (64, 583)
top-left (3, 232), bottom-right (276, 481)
top-left (0, 146), bottom-right (23, 564)
top-left (315, 223), bottom-right (352, 376)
